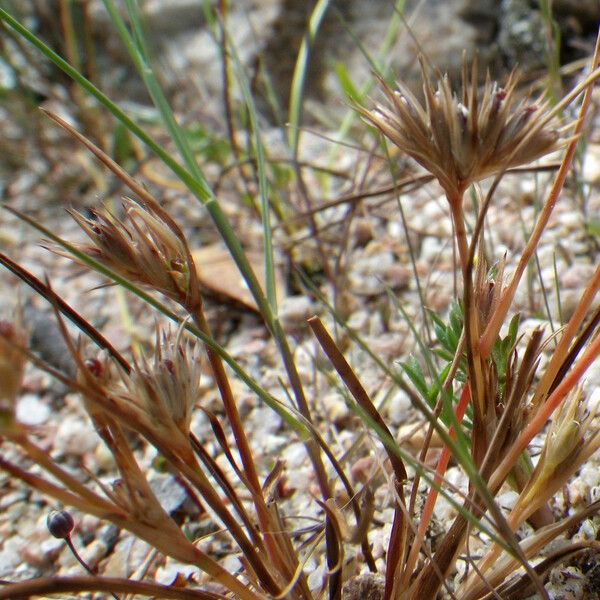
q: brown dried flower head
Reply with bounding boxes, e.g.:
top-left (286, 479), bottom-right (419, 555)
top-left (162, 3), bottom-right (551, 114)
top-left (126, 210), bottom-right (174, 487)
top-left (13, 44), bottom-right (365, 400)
top-left (115, 325), bottom-right (202, 436)
top-left (359, 57), bottom-right (564, 199)
top-left (69, 198), bottom-right (193, 302)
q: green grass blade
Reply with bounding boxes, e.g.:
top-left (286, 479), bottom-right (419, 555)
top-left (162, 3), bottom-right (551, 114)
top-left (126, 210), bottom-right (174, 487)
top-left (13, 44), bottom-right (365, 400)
top-left (104, 0), bottom-right (204, 181)
top-left (0, 7), bottom-right (278, 332)
top-left (335, 0), bottom-right (406, 139)
top-left (306, 275), bottom-right (517, 536)
top-left (99, 0), bottom-right (280, 326)
top-left (287, 0), bottom-right (331, 154)
top-left (348, 398), bottom-right (513, 556)
top-left (384, 140), bottom-right (432, 343)
top-left (334, 62), bottom-right (361, 102)
top-left (298, 269), bottom-right (474, 471)
top-left (221, 26), bottom-right (278, 313)
top-left (0, 7), bottom-right (212, 202)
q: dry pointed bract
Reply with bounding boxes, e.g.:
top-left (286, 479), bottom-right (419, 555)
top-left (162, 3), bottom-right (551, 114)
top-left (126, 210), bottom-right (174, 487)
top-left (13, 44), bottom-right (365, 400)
top-left (68, 198), bottom-right (195, 304)
top-left (116, 325), bottom-right (202, 436)
top-left (518, 386), bottom-right (600, 518)
top-left (359, 57), bottom-right (564, 199)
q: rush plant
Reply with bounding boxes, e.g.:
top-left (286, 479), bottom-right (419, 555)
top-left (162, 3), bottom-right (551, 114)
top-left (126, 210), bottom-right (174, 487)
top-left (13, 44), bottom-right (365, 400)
top-left (353, 39), bottom-right (600, 600)
top-left (1, 2), bottom-right (600, 599)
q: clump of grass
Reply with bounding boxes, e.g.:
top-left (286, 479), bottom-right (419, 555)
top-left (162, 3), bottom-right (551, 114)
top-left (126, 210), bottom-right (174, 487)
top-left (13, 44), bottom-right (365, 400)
top-left (1, 2), bottom-right (600, 599)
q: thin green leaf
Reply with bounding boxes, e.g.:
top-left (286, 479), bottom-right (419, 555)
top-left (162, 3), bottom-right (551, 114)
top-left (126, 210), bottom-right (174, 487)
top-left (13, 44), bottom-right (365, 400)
top-left (288, 0), bottom-right (331, 153)
top-left (219, 23), bottom-right (278, 313)
top-left (107, 0), bottom-right (203, 180)
top-left (347, 402), bottom-right (514, 556)
top-left (0, 6), bottom-right (211, 202)
top-left (334, 62), bottom-right (361, 102)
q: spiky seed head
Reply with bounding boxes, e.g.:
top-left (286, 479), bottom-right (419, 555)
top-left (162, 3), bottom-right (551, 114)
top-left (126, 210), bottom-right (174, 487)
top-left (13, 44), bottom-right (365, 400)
top-left (68, 198), bottom-right (194, 303)
top-left (358, 57), bottom-right (564, 200)
top-left (115, 325), bottom-right (201, 436)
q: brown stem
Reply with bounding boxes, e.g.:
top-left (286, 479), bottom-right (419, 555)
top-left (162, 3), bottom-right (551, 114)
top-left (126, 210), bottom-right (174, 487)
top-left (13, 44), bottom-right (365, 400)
top-left (0, 575), bottom-right (236, 600)
top-left (0, 449), bottom-right (255, 599)
top-left (449, 198), bottom-right (469, 278)
top-left (271, 317), bottom-right (333, 501)
top-left (307, 316), bottom-right (401, 579)
top-left (532, 262), bottom-right (600, 406)
top-left (449, 196), bottom-right (485, 450)
top-left (190, 308), bottom-right (262, 495)
top-left (65, 536), bottom-right (119, 600)
top-left (409, 506), bottom-right (473, 597)
top-left (16, 437), bottom-right (117, 512)
top-left (307, 316), bottom-right (406, 483)
top-left (189, 307), bottom-right (305, 596)
top-left (151, 445), bottom-right (281, 597)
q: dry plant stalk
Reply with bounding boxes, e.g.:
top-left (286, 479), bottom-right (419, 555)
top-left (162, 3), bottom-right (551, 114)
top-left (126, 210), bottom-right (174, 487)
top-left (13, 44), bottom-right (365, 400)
top-left (0, 319), bottom-right (27, 426)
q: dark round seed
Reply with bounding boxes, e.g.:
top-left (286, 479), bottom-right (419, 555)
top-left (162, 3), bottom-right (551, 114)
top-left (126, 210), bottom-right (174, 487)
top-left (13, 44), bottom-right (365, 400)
top-left (47, 510), bottom-right (75, 539)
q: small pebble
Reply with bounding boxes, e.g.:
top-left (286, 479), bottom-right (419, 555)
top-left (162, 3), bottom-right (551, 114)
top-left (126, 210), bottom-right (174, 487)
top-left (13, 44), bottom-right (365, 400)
top-left (155, 559), bottom-right (198, 586)
top-left (321, 391), bottom-right (351, 427)
top-left (278, 295), bottom-right (314, 330)
top-left (0, 535), bottom-right (27, 577)
top-left (16, 394), bottom-right (50, 426)
top-left (54, 415), bottom-right (98, 457)
top-left (385, 389), bottom-right (412, 425)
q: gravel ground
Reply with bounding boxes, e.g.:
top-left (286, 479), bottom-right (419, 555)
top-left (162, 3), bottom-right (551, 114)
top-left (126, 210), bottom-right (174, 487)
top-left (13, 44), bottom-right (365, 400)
top-left (2, 112), bottom-right (600, 597)
top-left (2, 4), bottom-right (600, 600)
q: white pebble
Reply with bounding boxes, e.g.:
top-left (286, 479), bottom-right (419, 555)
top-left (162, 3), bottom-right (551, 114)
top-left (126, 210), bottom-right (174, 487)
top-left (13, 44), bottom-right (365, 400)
top-left (54, 415), bottom-right (98, 456)
top-left (16, 394), bottom-right (50, 425)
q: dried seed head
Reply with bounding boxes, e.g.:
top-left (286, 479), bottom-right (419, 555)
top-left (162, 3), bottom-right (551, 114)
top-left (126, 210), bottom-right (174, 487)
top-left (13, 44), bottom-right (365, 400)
top-left (358, 57), bottom-right (564, 199)
top-left (68, 198), bottom-right (194, 303)
top-left (0, 319), bottom-right (27, 427)
top-left (113, 325), bottom-right (201, 436)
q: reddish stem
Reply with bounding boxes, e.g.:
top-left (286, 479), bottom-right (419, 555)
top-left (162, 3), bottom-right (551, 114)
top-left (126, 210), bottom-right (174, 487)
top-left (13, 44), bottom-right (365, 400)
top-left (419, 383), bottom-right (471, 537)
top-left (401, 383), bottom-right (471, 585)
top-left (490, 330), bottom-right (600, 492)
top-left (65, 535), bottom-right (119, 600)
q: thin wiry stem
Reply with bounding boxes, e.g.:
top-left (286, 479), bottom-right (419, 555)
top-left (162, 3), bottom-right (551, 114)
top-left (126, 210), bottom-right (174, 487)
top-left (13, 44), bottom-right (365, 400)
top-left (188, 307), bottom-right (307, 597)
top-left (480, 36), bottom-right (600, 358)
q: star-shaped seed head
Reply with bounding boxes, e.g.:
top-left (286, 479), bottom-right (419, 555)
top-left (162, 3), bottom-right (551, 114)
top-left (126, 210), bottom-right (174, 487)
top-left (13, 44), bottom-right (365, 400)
top-left (358, 57), bottom-right (564, 200)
